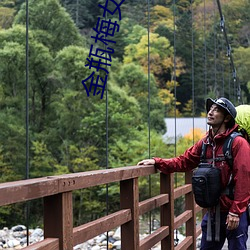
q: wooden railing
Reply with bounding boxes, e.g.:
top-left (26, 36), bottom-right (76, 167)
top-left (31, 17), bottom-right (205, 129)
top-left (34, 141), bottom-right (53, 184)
top-left (0, 165), bottom-right (203, 250)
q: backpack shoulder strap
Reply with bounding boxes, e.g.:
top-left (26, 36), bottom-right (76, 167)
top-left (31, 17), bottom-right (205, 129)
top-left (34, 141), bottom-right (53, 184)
top-left (200, 141), bottom-right (208, 163)
top-left (223, 132), bottom-right (242, 169)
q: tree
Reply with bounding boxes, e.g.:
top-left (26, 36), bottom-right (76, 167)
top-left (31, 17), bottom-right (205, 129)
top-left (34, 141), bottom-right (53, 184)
top-left (14, 0), bottom-right (84, 52)
top-left (234, 46), bottom-right (250, 102)
top-left (113, 62), bottom-right (166, 132)
top-left (124, 32), bottom-right (175, 79)
top-left (60, 0), bottom-right (101, 29)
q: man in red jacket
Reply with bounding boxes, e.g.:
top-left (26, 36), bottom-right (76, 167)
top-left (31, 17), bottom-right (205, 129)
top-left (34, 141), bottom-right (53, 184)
top-left (138, 97), bottom-right (250, 250)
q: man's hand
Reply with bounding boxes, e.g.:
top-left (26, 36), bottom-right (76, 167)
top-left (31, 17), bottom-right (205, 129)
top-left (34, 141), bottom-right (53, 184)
top-left (137, 159), bottom-right (155, 166)
top-left (226, 213), bottom-right (240, 230)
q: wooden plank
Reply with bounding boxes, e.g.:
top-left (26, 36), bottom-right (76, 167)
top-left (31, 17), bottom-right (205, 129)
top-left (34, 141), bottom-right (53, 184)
top-left (139, 194), bottom-right (169, 215)
top-left (174, 210), bottom-right (192, 229)
top-left (0, 177), bottom-right (59, 206)
top-left (22, 238), bottom-right (59, 250)
top-left (73, 209), bottom-right (131, 245)
top-left (0, 165), bottom-right (156, 206)
top-left (58, 165), bottom-right (156, 192)
top-left (195, 204), bottom-right (203, 213)
top-left (174, 184), bottom-right (192, 199)
top-left (196, 226), bottom-right (202, 237)
top-left (185, 171), bottom-right (196, 250)
top-left (175, 236), bottom-right (193, 250)
top-left (161, 173), bottom-right (174, 250)
top-left (120, 178), bottom-right (140, 250)
top-left (44, 192), bottom-right (73, 250)
top-left (140, 226), bottom-right (169, 250)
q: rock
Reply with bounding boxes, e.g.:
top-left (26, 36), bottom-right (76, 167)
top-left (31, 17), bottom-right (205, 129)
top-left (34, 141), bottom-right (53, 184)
top-left (30, 228), bottom-right (43, 238)
top-left (113, 240), bottom-right (121, 249)
top-left (113, 227), bottom-right (120, 240)
top-left (95, 234), bottom-right (106, 243)
top-left (7, 239), bottom-right (20, 247)
top-left (108, 236), bottom-right (116, 243)
top-left (0, 230), bottom-right (7, 238)
top-left (11, 226), bottom-right (26, 232)
top-left (0, 224), bottom-right (187, 249)
top-left (107, 231), bottom-right (114, 237)
top-left (91, 245), bottom-right (101, 250)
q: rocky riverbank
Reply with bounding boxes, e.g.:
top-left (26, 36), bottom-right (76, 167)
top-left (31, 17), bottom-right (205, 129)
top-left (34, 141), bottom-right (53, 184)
top-left (0, 225), bottom-right (188, 249)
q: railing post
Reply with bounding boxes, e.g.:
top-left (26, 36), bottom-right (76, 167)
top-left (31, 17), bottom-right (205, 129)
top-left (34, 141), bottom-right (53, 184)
top-left (185, 171), bottom-right (196, 250)
top-left (160, 173), bottom-right (174, 250)
top-left (120, 178), bottom-right (139, 250)
top-left (44, 192), bottom-right (73, 250)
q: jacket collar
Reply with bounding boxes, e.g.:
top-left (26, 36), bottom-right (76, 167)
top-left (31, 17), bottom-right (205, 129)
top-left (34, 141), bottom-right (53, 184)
top-left (206, 124), bottom-right (239, 143)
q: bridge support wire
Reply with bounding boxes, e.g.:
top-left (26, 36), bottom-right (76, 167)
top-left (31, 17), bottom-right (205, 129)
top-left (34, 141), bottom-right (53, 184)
top-left (25, 0), bottom-right (30, 246)
top-left (216, 0), bottom-right (242, 104)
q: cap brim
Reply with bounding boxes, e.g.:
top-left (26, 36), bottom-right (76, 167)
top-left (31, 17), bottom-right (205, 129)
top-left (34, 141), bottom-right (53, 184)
top-left (206, 98), bottom-right (215, 113)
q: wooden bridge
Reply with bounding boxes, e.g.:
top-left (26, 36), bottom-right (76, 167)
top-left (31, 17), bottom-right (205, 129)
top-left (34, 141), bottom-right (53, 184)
top-left (0, 165), bottom-right (204, 250)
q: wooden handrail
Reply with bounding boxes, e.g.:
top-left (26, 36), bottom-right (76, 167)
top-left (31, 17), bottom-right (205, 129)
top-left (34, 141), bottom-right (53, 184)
top-left (0, 165), bottom-right (203, 250)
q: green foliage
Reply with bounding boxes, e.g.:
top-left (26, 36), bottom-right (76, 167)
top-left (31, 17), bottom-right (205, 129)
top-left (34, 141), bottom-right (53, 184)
top-left (234, 46), bottom-right (250, 101)
top-left (14, 0), bottom-right (84, 52)
top-left (30, 141), bottom-right (56, 177)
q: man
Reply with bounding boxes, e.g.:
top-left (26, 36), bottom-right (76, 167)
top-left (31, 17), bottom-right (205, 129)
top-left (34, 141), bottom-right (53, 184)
top-left (138, 97), bottom-right (250, 250)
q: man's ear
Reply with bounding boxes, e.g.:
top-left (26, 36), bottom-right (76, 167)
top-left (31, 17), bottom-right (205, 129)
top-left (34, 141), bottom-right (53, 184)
top-left (224, 114), bottom-right (232, 123)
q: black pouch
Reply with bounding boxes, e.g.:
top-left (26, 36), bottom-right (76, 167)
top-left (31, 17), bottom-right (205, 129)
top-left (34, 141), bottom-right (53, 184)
top-left (192, 163), bottom-right (221, 208)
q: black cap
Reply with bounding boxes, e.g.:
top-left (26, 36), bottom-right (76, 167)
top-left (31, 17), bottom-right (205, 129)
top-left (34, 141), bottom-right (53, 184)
top-left (206, 97), bottom-right (237, 119)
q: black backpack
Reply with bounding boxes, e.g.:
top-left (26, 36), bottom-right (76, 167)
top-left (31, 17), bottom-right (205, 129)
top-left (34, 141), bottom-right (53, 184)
top-left (192, 132), bottom-right (241, 208)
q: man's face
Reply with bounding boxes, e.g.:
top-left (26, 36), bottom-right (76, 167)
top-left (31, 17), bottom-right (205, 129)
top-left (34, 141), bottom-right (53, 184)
top-left (207, 104), bottom-right (226, 127)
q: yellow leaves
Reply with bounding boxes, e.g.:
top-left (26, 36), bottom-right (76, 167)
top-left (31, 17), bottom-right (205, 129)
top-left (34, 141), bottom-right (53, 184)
top-left (184, 128), bottom-right (205, 142)
top-left (183, 99), bottom-right (193, 115)
top-left (158, 88), bottom-right (175, 105)
top-left (124, 32), bottom-right (174, 76)
top-left (152, 5), bottom-right (172, 18)
top-left (124, 31), bottom-right (185, 81)
top-left (166, 80), bottom-right (180, 91)
top-left (149, 5), bottom-right (174, 32)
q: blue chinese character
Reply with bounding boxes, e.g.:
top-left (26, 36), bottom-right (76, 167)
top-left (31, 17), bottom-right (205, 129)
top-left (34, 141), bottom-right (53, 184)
top-left (98, 0), bottom-right (125, 21)
top-left (91, 17), bottom-right (119, 46)
top-left (82, 71), bottom-right (108, 99)
top-left (85, 57), bottom-right (111, 74)
top-left (88, 45), bottom-right (114, 62)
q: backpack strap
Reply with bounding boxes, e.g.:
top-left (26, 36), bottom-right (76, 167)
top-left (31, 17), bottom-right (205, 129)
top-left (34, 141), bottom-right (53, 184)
top-left (200, 142), bottom-right (208, 163)
top-left (223, 132), bottom-right (242, 200)
top-left (223, 131), bottom-right (242, 169)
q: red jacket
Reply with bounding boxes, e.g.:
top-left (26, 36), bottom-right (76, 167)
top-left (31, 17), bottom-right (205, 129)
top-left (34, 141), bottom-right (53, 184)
top-left (154, 124), bottom-right (250, 216)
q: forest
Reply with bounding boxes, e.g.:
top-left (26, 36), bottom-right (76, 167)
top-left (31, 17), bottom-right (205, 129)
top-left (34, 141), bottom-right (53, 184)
top-left (0, 0), bottom-right (249, 228)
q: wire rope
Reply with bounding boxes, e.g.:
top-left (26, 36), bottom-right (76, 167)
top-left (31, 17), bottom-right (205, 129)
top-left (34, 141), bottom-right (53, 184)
top-left (203, 0), bottom-right (207, 98)
top-left (105, 6), bottom-right (109, 249)
top-left (215, 0), bottom-right (242, 104)
top-left (172, 0), bottom-right (179, 245)
top-left (147, 0), bottom-right (152, 234)
top-left (213, 0), bottom-right (217, 94)
top-left (173, 1), bottom-right (177, 159)
top-left (191, 0), bottom-right (195, 145)
top-left (25, 0), bottom-right (30, 245)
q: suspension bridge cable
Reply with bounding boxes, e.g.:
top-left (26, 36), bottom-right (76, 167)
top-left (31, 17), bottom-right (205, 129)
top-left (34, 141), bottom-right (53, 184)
top-left (173, 0), bottom-right (177, 157)
top-left (172, 0), bottom-right (179, 245)
top-left (213, 0), bottom-right (217, 94)
top-left (191, 0), bottom-right (195, 144)
top-left (216, 0), bottom-right (242, 103)
top-left (218, 32), bottom-right (225, 96)
top-left (147, 0), bottom-right (152, 234)
top-left (203, 0), bottom-right (207, 97)
top-left (25, 0), bottom-right (30, 245)
top-left (105, 6), bottom-right (109, 249)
